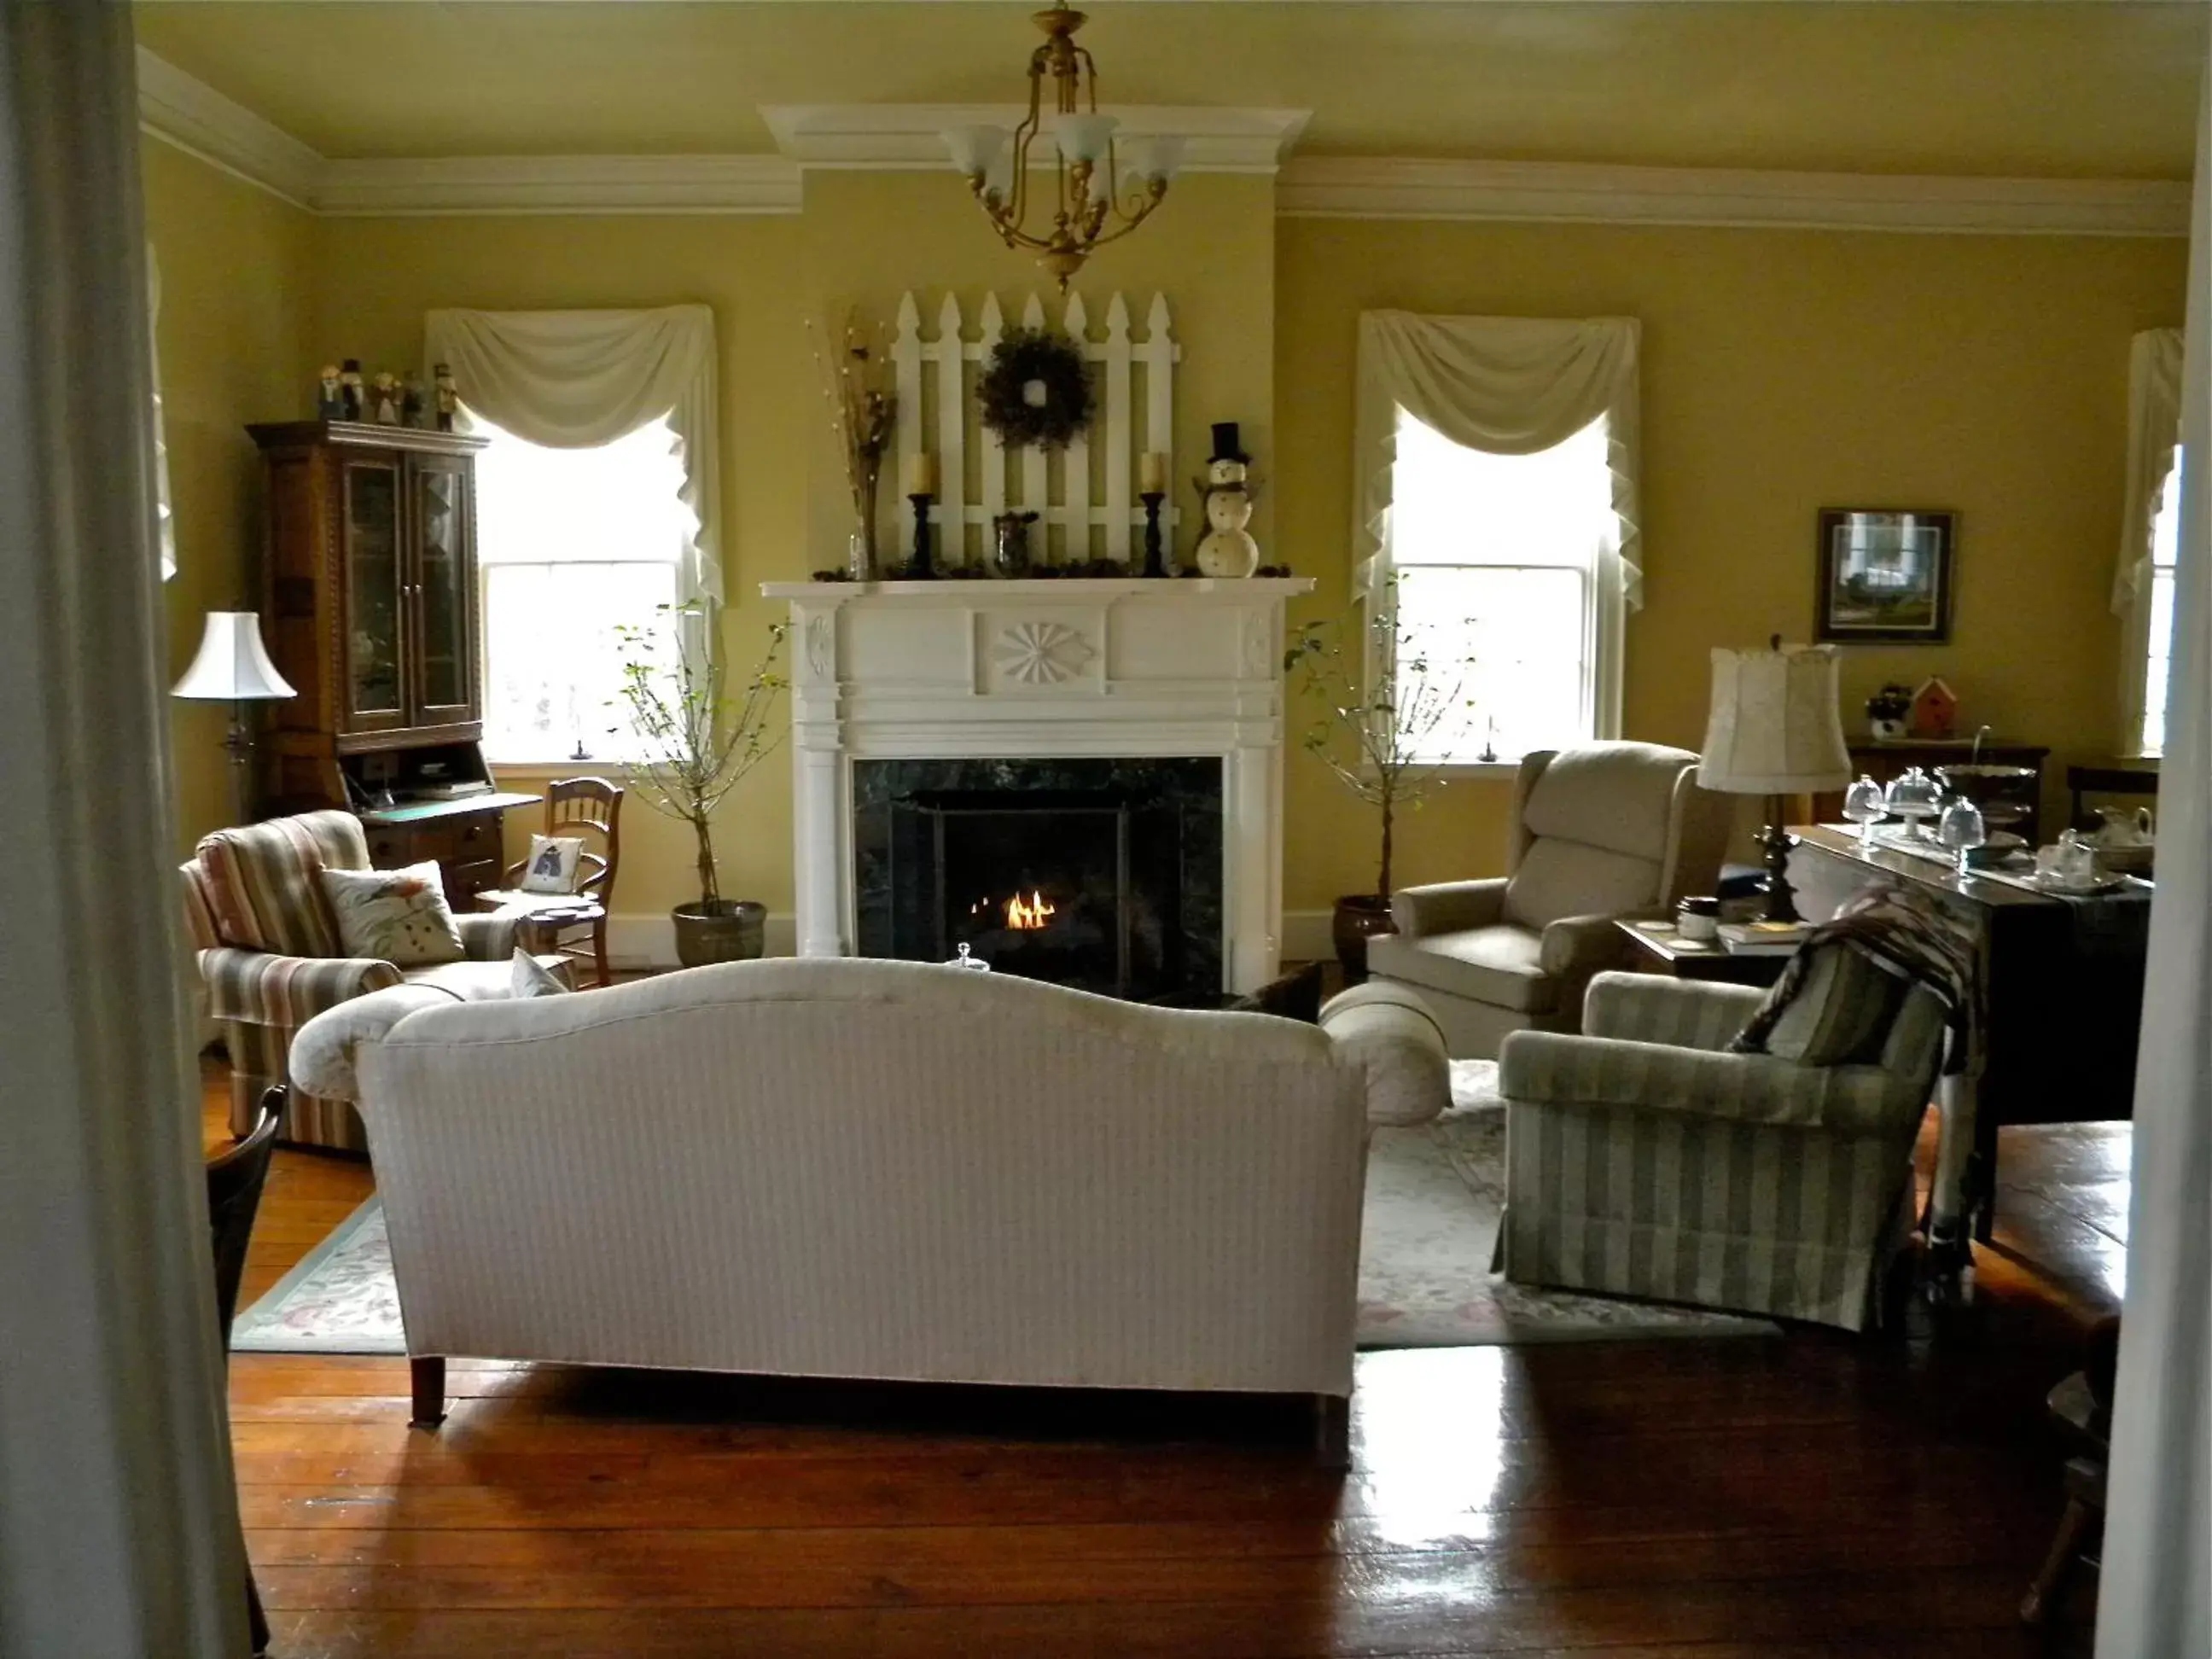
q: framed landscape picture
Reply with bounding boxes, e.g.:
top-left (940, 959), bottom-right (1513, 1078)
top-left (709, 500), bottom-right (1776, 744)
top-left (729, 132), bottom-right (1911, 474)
top-left (1815, 509), bottom-right (1956, 643)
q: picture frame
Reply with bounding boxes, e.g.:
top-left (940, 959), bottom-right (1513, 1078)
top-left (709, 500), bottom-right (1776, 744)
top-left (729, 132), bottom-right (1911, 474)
top-left (1814, 509), bottom-right (1956, 643)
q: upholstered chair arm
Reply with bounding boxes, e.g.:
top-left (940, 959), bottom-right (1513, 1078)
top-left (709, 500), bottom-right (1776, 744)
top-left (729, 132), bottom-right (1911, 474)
top-left (1499, 1030), bottom-right (1924, 1137)
top-left (1536, 913), bottom-right (1636, 980)
top-left (458, 908), bottom-right (523, 960)
top-left (290, 984), bottom-right (462, 1104)
top-left (1318, 982), bottom-right (1453, 1128)
top-left (1391, 879), bottom-right (1507, 940)
top-left (1581, 972), bottom-right (1768, 1051)
top-left (197, 947), bottom-right (404, 1027)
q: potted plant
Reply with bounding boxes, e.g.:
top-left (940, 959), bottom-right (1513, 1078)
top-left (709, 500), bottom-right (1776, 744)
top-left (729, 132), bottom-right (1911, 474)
top-left (613, 605), bottom-right (789, 968)
top-left (1284, 580), bottom-right (1476, 981)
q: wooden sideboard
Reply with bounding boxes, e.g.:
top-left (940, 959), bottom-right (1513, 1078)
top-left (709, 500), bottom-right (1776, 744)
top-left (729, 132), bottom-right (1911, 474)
top-left (1813, 738), bottom-right (2051, 846)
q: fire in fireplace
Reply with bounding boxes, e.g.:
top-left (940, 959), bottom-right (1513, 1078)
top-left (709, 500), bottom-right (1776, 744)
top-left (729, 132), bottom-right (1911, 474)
top-left (852, 757), bottom-right (1224, 1001)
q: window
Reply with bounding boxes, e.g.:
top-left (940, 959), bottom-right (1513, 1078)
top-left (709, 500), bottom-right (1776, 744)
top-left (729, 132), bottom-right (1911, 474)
top-left (1387, 410), bottom-right (1616, 764)
top-left (2138, 447), bottom-right (2184, 756)
top-left (473, 412), bottom-right (694, 764)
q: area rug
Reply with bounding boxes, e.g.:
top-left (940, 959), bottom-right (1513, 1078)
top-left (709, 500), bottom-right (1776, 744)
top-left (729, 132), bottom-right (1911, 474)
top-left (230, 1062), bottom-right (1775, 1354)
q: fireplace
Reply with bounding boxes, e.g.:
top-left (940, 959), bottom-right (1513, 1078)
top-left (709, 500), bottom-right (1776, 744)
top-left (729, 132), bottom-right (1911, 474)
top-left (853, 757), bottom-right (1223, 1000)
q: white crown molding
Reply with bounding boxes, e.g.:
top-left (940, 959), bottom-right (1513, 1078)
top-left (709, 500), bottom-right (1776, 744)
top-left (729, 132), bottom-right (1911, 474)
top-left (762, 104), bottom-right (1313, 175)
top-left (136, 49), bottom-right (2183, 236)
top-left (1277, 155), bottom-right (2191, 237)
top-left (317, 154), bottom-right (802, 216)
top-left (135, 45), bottom-right (323, 209)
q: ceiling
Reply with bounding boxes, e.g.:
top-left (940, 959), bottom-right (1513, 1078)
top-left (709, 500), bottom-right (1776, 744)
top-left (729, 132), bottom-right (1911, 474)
top-left (133, 2), bottom-right (2205, 179)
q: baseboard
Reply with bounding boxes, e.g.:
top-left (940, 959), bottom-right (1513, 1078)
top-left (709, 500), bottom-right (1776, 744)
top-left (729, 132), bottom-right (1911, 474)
top-left (614, 909), bottom-right (1336, 972)
top-left (605, 911), bottom-right (798, 969)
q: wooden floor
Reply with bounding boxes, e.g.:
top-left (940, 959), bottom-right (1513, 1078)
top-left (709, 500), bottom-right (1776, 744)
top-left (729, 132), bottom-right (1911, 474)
top-left (207, 1062), bottom-right (2125, 1658)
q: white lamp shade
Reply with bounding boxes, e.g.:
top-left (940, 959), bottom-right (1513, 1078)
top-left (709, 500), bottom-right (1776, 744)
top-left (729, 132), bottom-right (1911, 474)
top-left (1053, 113), bottom-right (1119, 166)
top-left (942, 123), bottom-right (1008, 178)
top-left (172, 611), bottom-right (296, 701)
top-left (1697, 643), bottom-right (1851, 795)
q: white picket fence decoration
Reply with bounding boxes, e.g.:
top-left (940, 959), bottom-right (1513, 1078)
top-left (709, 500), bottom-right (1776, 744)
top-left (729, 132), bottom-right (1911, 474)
top-left (889, 289), bottom-right (1180, 568)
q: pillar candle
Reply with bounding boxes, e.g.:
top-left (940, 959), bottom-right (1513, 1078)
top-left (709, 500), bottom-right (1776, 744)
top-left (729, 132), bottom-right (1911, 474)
top-left (1139, 451), bottom-right (1168, 494)
top-left (905, 451), bottom-right (938, 497)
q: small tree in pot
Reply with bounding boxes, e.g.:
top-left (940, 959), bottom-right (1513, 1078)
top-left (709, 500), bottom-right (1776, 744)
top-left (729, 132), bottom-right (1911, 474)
top-left (1285, 579), bottom-right (1476, 981)
top-left (613, 605), bottom-right (789, 968)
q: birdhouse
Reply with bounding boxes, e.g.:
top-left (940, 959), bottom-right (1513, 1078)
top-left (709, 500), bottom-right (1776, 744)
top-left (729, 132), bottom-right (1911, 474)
top-left (1909, 677), bottom-right (1959, 740)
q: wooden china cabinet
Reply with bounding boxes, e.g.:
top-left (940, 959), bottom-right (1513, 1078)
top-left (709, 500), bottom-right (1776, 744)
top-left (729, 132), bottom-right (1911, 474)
top-left (249, 421), bottom-right (537, 906)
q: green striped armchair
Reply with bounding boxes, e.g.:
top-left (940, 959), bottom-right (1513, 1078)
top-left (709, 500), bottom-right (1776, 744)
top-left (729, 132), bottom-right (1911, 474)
top-left (181, 810), bottom-right (525, 1151)
top-left (1497, 969), bottom-right (1947, 1331)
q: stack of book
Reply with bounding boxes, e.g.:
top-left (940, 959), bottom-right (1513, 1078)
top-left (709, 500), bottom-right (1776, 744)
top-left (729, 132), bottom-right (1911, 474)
top-left (1716, 920), bottom-right (1810, 957)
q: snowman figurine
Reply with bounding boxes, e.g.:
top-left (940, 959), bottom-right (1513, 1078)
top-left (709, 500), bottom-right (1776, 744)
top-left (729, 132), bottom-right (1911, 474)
top-left (1192, 422), bottom-right (1260, 579)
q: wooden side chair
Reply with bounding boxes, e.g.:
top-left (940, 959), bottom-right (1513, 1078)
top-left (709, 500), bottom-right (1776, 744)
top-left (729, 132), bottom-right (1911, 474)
top-left (207, 1090), bottom-right (282, 1656)
top-left (479, 777), bottom-right (623, 987)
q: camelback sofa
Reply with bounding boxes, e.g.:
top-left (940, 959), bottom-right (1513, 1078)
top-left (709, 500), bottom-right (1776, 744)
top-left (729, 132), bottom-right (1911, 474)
top-left (293, 959), bottom-right (1452, 1456)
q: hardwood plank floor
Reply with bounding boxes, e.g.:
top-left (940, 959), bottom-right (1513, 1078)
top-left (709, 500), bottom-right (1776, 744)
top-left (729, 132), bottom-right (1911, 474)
top-left (206, 1061), bottom-right (2123, 1657)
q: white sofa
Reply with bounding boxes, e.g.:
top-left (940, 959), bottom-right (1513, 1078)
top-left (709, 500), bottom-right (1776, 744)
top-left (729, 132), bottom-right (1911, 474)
top-left (292, 958), bottom-right (1451, 1456)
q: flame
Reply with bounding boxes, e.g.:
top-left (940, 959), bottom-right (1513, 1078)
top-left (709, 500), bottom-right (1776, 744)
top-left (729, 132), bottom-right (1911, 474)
top-left (1003, 890), bottom-right (1057, 930)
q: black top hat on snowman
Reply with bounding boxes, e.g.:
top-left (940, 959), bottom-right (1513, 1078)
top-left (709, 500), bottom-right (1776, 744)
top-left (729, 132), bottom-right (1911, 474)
top-left (1208, 422), bottom-right (1250, 466)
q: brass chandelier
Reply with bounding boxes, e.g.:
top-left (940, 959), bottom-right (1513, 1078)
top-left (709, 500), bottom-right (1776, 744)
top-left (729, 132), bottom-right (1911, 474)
top-left (942, 9), bottom-right (1184, 293)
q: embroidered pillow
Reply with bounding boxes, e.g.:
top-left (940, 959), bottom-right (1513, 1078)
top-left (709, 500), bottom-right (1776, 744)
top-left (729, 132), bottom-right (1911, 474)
top-left (519, 835), bottom-right (585, 895)
top-left (1739, 941), bottom-right (1906, 1068)
top-left (317, 862), bottom-right (465, 967)
top-left (510, 948), bottom-right (570, 998)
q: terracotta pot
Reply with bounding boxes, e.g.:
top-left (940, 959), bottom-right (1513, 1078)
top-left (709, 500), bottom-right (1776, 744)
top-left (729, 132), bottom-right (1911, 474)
top-left (1330, 894), bottom-right (1398, 983)
top-left (672, 899), bottom-right (766, 968)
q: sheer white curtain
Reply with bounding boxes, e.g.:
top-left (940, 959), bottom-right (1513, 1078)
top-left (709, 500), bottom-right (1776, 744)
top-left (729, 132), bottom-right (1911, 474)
top-left (148, 245), bottom-right (175, 581)
top-left (424, 306), bottom-right (723, 602)
top-left (2114, 327), bottom-right (2183, 751)
top-left (2097, 52), bottom-right (2212, 1659)
top-left (0, 7), bottom-right (246, 1654)
top-left (1353, 311), bottom-right (1642, 738)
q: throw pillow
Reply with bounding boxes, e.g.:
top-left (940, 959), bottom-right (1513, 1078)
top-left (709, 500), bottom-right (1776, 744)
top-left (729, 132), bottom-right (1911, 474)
top-left (510, 948), bottom-right (570, 998)
top-left (520, 835), bottom-right (585, 895)
top-left (317, 862), bottom-right (465, 967)
top-left (1739, 941), bottom-right (1906, 1067)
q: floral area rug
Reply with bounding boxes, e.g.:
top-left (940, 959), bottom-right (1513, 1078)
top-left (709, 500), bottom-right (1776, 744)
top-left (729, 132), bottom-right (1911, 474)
top-left (230, 1061), bottom-right (1774, 1354)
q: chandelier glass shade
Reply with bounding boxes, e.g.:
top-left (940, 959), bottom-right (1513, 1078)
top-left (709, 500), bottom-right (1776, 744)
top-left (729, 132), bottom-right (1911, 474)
top-left (942, 9), bottom-right (1183, 291)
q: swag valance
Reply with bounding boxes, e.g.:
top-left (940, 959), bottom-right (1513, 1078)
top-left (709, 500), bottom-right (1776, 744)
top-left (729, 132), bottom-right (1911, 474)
top-left (424, 305), bottom-right (723, 601)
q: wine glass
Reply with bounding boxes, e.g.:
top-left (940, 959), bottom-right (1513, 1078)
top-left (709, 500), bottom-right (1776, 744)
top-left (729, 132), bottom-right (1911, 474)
top-left (1842, 775), bottom-right (1888, 846)
top-left (1937, 794), bottom-right (1987, 876)
top-left (1883, 768), bottom-right (1942, 841)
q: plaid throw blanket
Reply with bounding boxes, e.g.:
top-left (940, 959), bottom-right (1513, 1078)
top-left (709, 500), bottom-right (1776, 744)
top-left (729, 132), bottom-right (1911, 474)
top-left (1732, 882), bottom-right (1980, 1074)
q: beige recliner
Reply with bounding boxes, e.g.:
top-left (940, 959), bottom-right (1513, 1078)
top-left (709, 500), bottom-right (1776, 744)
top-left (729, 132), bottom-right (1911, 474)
top-left (1365, 742), bottom-right (1732, 1057)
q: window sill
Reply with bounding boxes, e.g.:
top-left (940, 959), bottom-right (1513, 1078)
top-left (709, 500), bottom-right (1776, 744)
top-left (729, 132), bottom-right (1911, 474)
top-left (489, 760), bottom-right (634, 778)
top-left (1405, 760), bottom-right (1524, 781)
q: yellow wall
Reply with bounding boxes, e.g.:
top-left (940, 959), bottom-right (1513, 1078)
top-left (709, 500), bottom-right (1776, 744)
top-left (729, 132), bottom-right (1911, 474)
top-left (140, 141), bottom-right (315, 856)
top-left (142, 131), bottom-right (2188, 929)
top-left (1274, 218), bottom-right (2187, 906)
top-left (304, 172), bottom-right (1278, 917)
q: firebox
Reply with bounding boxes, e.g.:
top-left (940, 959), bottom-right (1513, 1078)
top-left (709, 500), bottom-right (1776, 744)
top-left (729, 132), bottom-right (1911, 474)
top-left (853, 757), bottom-right (1223, 1000)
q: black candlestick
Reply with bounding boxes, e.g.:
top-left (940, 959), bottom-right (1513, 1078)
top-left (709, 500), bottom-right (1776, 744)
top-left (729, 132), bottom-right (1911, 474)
top-left (1140, 492), bottom-right (1167, 578)
top-left (910, 493), bottom-right (935, 579)
top-left (1758, 798), bottom-right (1800, 923)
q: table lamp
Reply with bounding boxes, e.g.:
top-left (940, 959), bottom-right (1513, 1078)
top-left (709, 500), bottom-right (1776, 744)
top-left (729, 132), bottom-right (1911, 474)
top-left (1697, 639), bottom-right (1852, 923)
top-left (172, 611), bottom-right (297, 825)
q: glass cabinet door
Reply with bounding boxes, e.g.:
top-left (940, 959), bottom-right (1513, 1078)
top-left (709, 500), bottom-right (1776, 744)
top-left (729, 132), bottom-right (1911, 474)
top-left (340, 458), bottom-right (406, 731)
top-left (408, 453), bottom-right (477, 726)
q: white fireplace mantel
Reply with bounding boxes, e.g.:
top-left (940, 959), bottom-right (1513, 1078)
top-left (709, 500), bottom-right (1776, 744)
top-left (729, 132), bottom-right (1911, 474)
top-left (764, 576), bottom-right (1316, 992)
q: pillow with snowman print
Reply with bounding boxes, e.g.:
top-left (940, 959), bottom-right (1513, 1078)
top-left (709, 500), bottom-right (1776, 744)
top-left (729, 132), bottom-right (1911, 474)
top-left (519, 834), bottom-right (585, 895)
top-left (318, 861), bottom-right (466, 967)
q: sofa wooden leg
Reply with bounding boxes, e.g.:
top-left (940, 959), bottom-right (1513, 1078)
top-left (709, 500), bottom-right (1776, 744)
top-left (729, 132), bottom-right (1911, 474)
top-left (1312, 1394), bottom-right (1351, 1470)
top-left (2020, 1496), bottom-right (2093, 1624)
top-left (410, 1355), bottom-right (446, 1429)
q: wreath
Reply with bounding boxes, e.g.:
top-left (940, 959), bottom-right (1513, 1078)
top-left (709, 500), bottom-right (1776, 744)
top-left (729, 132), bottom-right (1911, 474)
top-left (977, 327), bottom-right (1094, 450)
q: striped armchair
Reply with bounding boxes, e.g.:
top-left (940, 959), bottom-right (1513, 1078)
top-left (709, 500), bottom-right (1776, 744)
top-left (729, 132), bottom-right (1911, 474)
top-left (181, 810), bottom-right (527, 1151)
top-left (1497, 969), bottom-right (1947, 1331)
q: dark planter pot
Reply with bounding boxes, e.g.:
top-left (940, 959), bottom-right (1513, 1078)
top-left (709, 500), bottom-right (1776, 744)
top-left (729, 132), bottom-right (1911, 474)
top-left (672, 899), bottom-right (767, 968)
top-left (1331, 894), bottom-right (1398, 984)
